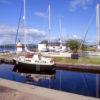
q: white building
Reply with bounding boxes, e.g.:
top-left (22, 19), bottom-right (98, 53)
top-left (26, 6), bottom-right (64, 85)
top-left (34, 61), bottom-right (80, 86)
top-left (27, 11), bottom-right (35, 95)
top-left (48, 45), bottom-right (66, 52)
top-left (61, 46), bottom-right (66, 52)
top-left (38, 44), bottom-right (47, 52)
top-left (48, 45), bottom-right (60, 52)
top-left (38, 42), bottom-right (67, 52)
top-left (16, 41), bottom-right (23, 53)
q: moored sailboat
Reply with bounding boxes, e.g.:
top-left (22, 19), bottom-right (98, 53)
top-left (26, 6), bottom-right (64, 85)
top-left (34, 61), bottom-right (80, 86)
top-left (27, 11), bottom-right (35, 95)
top-left (13, 53), bottom-right (55, 72)
top-left (13, 0), bottom-right (55, 72)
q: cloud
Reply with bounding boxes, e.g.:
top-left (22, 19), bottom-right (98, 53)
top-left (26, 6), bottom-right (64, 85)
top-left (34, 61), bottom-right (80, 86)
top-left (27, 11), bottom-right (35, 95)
top-left (34, 12), bottom-right (47, 19)
top-left (0, 25), bottom-right (47, 44)
top-left (69, 0), bottom-right (93, 11)
top-left (0, 25), bottom-right (46, 35)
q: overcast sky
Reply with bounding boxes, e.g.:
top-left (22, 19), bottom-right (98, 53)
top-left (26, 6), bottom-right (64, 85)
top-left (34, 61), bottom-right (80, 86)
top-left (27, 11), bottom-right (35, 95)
top-left (0, 0), bottom-right (100, 44)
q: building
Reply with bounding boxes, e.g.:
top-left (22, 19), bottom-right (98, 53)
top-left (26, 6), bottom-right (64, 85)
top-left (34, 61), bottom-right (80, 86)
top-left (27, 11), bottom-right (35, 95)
top-left (16, 41), bottom-right (23, 53)
top-left (38, 40), bottom-right (67, 52)
top-left (38, 43), bottom-right (47, 52)
top-left (48, 45), bottom-right (66, 52)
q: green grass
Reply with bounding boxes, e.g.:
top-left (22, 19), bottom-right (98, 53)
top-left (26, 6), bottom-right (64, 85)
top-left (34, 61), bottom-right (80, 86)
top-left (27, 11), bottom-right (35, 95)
top-left (54, 57), bottom-right (100, 65)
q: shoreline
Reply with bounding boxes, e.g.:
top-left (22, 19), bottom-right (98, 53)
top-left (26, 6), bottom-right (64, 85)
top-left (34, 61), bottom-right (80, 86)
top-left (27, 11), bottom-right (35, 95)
top-left (55, 62), bottom-right (100, 74)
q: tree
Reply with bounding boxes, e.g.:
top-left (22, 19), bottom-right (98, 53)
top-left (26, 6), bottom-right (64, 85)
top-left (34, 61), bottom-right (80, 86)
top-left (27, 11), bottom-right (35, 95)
top-left (66, 39), bottom-right (87, 53)
top-left (40, 40), bottom-right (48, 45)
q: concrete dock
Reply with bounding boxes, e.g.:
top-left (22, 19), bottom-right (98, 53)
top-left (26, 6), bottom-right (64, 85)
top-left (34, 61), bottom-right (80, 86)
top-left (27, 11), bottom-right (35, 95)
top-left (56, 63), bottom-right (100, 73)
top-left (0, 78), bottom-right (99, 100)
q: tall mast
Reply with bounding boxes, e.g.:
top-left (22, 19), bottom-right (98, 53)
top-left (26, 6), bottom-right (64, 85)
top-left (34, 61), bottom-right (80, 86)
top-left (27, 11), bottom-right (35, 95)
top-left (23, 0), bottom-right (26, 48)
top-left (59, 18), bottom-right (62, 46)
top-left (48, 4), bottom-right (51, 45)
top-left (96, 3), bottom-right (100, 49)
top-left (96, 4), bottom-right (99, 98)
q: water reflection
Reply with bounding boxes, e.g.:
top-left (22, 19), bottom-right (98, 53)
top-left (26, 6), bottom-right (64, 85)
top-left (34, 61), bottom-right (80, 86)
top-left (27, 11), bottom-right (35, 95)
top-left (13, 64), bottom-right (55, 74)
top-left (0, 64), bottom-right (99, 97)
top-left (13, 64), bottom-right (56, 82)
top-left (96, 74), bottom-right (99, 98)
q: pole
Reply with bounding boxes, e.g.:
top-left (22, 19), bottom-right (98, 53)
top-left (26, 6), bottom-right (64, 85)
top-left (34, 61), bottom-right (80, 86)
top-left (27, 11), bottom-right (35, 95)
top-left (59, 18), bottom-right (61, 39)
top-left (23, 0), bottom-right (26, 49)
top-left (48, 4), bottom-right (51, 47)
top-left (59, 18), bottom-right (62, 47)
top-left (96, 3), bottom-right (100, 49)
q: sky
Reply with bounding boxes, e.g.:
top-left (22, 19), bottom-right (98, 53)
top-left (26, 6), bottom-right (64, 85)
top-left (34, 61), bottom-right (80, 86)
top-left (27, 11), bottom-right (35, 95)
top-left (0, 0), bottom-right (100, 44)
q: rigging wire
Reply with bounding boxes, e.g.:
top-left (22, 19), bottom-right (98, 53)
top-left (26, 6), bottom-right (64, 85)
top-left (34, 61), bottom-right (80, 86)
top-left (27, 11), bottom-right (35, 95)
top-left (81, 73), bottom-right (90, 96)
top-left (15, 3), bottom-right (23, 46)
top-left (79, 11), bottom-right (95, 52)
top-left (79, 9), bottom-right (95, 96)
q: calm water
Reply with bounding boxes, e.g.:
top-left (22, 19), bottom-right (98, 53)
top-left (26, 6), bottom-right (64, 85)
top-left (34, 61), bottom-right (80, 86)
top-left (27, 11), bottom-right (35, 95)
top-left (0, 64), bottom-right (99, 98)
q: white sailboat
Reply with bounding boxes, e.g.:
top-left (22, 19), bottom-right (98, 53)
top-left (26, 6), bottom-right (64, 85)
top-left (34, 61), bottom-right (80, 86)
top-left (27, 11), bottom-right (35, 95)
top-left (13, 0), bottom-right (55, 72)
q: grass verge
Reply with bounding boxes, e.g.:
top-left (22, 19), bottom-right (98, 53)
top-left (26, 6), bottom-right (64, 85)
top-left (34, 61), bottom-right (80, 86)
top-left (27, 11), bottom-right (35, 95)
top-left (54, 56), bottom-right (100, 65)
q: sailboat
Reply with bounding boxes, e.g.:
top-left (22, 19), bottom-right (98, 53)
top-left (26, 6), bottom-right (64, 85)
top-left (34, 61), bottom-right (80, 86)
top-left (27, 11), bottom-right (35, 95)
top-left (13, 0), bottom-right (55, 72)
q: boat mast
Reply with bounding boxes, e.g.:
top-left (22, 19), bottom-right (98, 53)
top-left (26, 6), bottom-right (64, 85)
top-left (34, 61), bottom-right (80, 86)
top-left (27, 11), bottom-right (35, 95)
top-left (48, 4), bottom-right (51, 46)
top-left (96, 4), bottom-right (99, 97)
top-left (59, 18), bottom-right (62, 47)
top-left (23, 0), bottom-right (26, 49)
top-left (96, 3), bottom-right (100, 49)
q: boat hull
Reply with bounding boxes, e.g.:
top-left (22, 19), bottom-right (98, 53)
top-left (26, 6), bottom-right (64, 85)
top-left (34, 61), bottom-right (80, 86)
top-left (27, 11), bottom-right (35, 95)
top-left (13, 60), bottom-right (55, 74)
